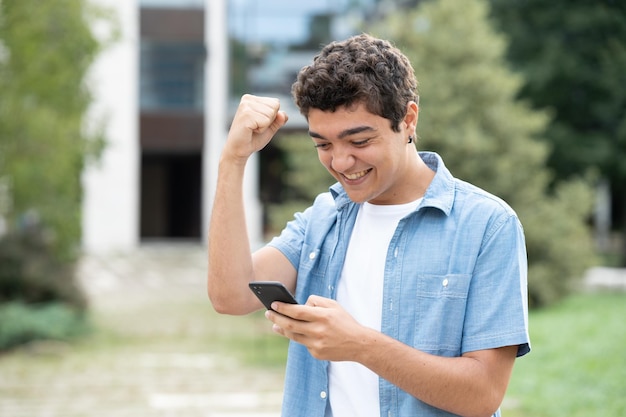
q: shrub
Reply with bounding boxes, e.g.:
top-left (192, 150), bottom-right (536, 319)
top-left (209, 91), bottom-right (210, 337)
top-left (0, 301), bottom-right (89, 351)
top-left (0, 223), bottom-right (86, 310)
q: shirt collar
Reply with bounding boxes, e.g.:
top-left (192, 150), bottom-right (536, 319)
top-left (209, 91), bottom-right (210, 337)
top-left (419, 151), bottom-right (455, 216)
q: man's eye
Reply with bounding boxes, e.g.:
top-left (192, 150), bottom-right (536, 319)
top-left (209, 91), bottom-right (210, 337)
top-left (314, 143), bottom-right (330, 150)
top-left (352, 139), bottom-right (370, 146)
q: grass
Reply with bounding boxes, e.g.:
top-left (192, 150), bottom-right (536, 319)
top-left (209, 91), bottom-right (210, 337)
top-left (504, 292), bottom-right (626, 417)
top-left (1, 275), bottom-right (623, 417)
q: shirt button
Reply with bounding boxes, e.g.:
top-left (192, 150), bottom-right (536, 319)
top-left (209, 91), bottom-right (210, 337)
top-left (309, 252), bottom-right (316, 260)
top-left (442, 278), bottom-right (449, 287)
top-left (320, 391), bottom-right (327, 399)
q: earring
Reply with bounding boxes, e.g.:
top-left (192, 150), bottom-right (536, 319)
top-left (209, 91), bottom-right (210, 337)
top-left (408, 135), bottom-right (414, 144)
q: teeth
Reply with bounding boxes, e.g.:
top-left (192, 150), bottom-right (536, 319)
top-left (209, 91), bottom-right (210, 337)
top-left (344, 169), bottom-right (369, 180)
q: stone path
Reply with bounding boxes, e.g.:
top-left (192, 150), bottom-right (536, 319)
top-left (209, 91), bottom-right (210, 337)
top-left (0, 243), bottom-right (284, 417)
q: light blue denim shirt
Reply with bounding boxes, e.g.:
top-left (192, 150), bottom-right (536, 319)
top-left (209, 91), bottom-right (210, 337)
top-left (268, 152), bottom-right (530, 417)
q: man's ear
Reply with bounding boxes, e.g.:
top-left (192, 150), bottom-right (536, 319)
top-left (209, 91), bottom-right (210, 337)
top-left (403, 101), bottom-right (419, 132)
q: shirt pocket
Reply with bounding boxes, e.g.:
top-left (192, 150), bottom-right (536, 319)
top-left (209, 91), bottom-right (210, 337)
top-left (299, 243), bottom-right (331, 278)
top-left (296, 242), bottom-right (333, 299)
top-left (413, 274), bottom-right (471, 357)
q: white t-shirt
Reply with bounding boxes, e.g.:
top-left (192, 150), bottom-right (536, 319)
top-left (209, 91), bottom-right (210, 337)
top-left (327, 198), bottom-right (422, 417)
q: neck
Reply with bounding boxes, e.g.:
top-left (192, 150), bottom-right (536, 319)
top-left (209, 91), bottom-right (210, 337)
top-left (402, 149), bottom-right (432, 197)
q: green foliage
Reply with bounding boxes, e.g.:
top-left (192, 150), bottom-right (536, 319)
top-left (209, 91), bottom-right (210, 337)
top-left (274, 133), bottom-right (335, 200)
top-left (266, 134), bottom-right (335, 234)
top-left (489, 0), bottom-right (626, 181)
top-left (489, 0), bottom-right (626, 263)
top-left (0, 0), bottom-right (111, 261)
top-left (367, 0), bottom-right (597, 307)
top-left (522, 180), bottom-right (596, 306)
top-left (0, 0), bottom-right (114, 349)
top-left (0, 224), bottom-right (87, 310)
top-left (0, 301), bottom-right (90, 351)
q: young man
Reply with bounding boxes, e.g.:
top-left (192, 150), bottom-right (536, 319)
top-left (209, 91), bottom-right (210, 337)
top-left (208, 34), bottom-right (530, 417)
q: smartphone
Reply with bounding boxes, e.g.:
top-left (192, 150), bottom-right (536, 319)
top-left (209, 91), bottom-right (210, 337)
top-left (249, 281), bottom-right (298, 310)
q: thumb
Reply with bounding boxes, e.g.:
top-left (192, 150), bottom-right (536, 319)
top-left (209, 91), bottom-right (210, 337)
top-left (269, 111), bottom-right (288, 134)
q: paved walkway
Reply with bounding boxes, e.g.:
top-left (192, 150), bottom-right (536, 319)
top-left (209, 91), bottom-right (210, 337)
top-left (0, 243), bottom-right (284, 417)
top-left (80, 243), bottom-right (285, 416)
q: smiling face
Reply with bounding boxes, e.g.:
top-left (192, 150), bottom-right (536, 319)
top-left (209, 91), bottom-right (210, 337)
top-left (308, 101), bottom-right (427, 205)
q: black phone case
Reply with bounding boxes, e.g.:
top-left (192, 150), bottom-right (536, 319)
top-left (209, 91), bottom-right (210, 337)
top-left (249, 281), bottom-right (298, 310)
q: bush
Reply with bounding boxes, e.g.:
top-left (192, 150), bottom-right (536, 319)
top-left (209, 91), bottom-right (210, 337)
top-left (0, 224), bottom-right (86, 311)
top-left (0, 223), bottom-right (88, 350)
top-left (0, 301), bottom-right (89, 351)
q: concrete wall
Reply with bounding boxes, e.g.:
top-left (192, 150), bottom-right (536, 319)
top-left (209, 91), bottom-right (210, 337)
top-left (82, 0), bottom-right (139, 253)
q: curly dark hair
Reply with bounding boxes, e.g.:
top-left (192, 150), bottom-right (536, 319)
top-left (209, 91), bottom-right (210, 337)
top-left (291, 33), bottom-right (419, 132)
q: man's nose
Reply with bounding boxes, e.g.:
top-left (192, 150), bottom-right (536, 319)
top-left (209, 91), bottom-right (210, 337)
top-left (330, 146), bottom-right (356, 173)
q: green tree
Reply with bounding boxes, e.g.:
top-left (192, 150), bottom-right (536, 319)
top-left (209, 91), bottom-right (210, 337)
top-left (488, 0), bottom-right (626, 265)
top-left (265, 134), bottom-right (335, 236)
top-left (368, 0), bottom-right (597, 306)
top-left (0, 0), bottom-right (110, 260)
top-left (0, 0), bottom-right (114, 313)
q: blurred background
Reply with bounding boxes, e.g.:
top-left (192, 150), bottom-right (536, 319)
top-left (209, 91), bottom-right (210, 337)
top-left (0, 0), bottom-right (624, 416)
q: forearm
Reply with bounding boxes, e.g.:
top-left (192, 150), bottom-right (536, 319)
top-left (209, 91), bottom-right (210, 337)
top-left (270, 299), bottom-right (515, 416)
top-left (356, 329), bottom-right (514, 417)
top-left (207, 156), bottom-right (257, 314)
top-left (207, 94), bottom-right (289, 314)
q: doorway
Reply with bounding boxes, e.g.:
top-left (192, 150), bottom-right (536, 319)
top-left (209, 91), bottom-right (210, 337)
top-left (140, 153), bottom-right (202, 240)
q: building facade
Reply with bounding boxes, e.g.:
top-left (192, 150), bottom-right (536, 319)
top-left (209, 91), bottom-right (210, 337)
top-left (82, 0), bottom-right (260, 252)
top-left (82, 0), bottom-right (374, 253)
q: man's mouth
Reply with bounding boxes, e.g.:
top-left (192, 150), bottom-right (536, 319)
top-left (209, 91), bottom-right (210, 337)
top-left (343, 168), bottom-right (372, 181)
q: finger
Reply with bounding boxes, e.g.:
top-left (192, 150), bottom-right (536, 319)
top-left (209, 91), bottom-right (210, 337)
top-left (305, 294), bottom-right (334, 307)
top-left (271, 301), bottom-right (310, 320)
top-left (271, 323), bottom-right (285, 336)
top-left (252, 107), bottom-right (287, 137)
top-left (236, 95), bottom-right (279, 128)
top-left (272, 300), bottom-right (331, 325)
top-left (276, 111), bottom-right (289, 128)
top-left (266, 306), bottom-right (301, 324)
top-left (266, 309), bottom-right (306, 340)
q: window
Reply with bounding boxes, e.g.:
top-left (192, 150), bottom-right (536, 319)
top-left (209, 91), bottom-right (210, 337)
top-left (140, 40), bottom-right (205, 111)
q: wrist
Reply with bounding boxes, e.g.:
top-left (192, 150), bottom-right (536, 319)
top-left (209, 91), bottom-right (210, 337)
top-left (219, 149), bottom-right (249, 168)
top-left (353, 326), bottom-right (385, 365)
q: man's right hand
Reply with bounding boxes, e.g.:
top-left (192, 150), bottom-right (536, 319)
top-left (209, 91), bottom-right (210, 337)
top-left (223, 94), bottom-right (289, 163)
